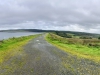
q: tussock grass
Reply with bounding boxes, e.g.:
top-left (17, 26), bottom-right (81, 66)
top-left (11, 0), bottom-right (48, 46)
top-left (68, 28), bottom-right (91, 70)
top-left (0, 34), bottom-right (40, 64)
top-left (46, 33), bottom-right (100, 63)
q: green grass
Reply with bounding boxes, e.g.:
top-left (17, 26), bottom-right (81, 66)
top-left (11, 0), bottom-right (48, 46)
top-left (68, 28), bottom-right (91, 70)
top-left (0, 34), bottom-right (40, 64)
top-left (46, 33), bottom-right (100, 63)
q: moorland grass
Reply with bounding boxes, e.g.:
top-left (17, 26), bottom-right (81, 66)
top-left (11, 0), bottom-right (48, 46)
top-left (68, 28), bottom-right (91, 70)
top-left (46, 33), bottom-right (100, 63)
top-left (0, 34), bottom-right (40, 64)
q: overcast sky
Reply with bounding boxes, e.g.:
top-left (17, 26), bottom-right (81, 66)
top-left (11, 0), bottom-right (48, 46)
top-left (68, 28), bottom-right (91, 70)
top-left (0, 0), bottom-right (100, 33)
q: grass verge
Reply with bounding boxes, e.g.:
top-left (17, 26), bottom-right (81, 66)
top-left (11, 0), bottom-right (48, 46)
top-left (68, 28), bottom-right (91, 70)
top-left (0, 34), bottom-right (40, 64)
top-left (46, 33), bottom-right (100, 63)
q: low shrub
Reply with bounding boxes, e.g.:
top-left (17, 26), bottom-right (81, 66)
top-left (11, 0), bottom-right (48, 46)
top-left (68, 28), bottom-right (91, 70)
top-left (49, 33), bottom-right (100, 47)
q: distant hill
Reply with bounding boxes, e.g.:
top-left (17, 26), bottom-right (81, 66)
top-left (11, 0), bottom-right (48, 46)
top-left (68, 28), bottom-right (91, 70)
top-left (0, 29), bottom-right (100, 38)
top-left (0, 29), bottom-right (55, 32)
top-left (53, 31), bottom-right (100, 38)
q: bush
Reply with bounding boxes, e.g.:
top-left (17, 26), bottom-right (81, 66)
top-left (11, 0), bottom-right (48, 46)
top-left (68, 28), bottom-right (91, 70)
top-left (66, 34), bottom-right (73, 38)
top-left (66, 38), bottom-right (83, 44)
top-left (80, 36), bottom-right (92, 39)
top-left (98, 37), bottom-right (100, 39)
top-left (54, 32), bottom-right (73, 38)
top-left (88, 43), bottom-right (100, 47)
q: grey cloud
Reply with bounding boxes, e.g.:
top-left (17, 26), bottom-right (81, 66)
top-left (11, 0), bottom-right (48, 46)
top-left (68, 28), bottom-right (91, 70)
top-left (0, 0), bottom-right (100, 33)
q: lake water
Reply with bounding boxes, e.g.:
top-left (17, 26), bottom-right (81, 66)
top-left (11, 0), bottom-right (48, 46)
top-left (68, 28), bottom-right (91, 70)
top-left (0, 32), bottom-right (41, 40)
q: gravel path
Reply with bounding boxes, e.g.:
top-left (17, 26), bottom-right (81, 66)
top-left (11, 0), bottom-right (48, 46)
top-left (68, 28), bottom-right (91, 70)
top-left (0, 35), bottom-right (100, 75)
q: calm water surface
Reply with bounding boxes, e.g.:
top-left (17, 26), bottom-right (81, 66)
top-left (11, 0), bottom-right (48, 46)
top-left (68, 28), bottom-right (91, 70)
top-left (0, 32), bottom-right (41, 40)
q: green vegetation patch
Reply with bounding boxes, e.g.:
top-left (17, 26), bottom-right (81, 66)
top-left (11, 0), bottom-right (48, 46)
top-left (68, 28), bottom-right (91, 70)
top-left (0, 34), bottom-right (40, 64)
top-left (46, 33), bottom-right (100, 63)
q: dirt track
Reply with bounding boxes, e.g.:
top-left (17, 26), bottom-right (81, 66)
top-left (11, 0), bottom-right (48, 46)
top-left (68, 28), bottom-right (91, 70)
top-left (0, 35), bottom-right (100, 75)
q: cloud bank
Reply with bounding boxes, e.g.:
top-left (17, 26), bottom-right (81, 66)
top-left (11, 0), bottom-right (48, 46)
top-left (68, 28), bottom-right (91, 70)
top-left (0, 0), bottom-right (100, 33)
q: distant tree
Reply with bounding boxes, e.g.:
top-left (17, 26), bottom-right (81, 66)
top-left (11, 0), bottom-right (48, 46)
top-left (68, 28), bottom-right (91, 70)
top-left (98, 37), bottom-right (100, 39)
top-left (66, 33), bottom-right (72, 38)
top-left (80, 36), bottom-right (92, 39)
top-left (57, 32), bottom-right (73, 38)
